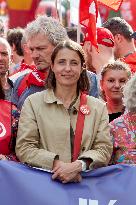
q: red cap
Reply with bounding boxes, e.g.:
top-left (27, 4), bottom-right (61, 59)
top-left (83, 27), bottom-right (114, 47)
top-left (97, 27), bottom-right (114, 47)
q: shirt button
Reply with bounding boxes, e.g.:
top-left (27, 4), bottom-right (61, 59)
top-left (82, 147), bottom-right (85, 152)
top-left (73, 109), bottom-right (77, 115)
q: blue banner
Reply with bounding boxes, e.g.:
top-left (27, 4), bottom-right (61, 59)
top-left (0, 161), bottom-right (136, 205)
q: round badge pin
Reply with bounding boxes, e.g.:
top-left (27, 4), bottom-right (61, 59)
top-left (80, 105), bottom-right (90, 115)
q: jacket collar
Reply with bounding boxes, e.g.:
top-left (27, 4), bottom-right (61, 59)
top-left (7, 78), bottom-right (13, 88)
top-left (44, 89), bottom-right (80, 111)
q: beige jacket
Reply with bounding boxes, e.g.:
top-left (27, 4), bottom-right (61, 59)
top-left (16, 89), bottom-right (113, 170)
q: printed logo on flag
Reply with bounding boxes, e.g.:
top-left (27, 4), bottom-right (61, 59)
top-left (79, 198), bottom-right (117, 205)
top-left (0, 122), bottom-right (6, 138)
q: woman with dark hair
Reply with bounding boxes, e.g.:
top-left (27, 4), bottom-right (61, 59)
top-left (16, 40), bottom-right (112, 183)
top-left (0, 78), bottom-right (19, 160)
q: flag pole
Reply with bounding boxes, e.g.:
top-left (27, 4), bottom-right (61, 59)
top-left (55, 0), bottom-right (62, 24)
top-left (77, 23), bottom-right (81, 44)
top-left (77, 0), bottom-right (80, 44)
top-left (57, 0), bottom-right (62, 24)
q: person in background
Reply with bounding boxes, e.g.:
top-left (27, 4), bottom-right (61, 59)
top-left (0, 37), bottom-right (13, 101)
top-left (110, 74), bottom-right (136, 164)
top-left (16, 40), bottom-right (112, 183)
top-left (7, 28), bottom-right (24, 75)
top-left (0, 19), bottom-right (5, 38)
top-left (0, 37), bottom-right (19, 160)
top-left (21, 35), bottom-right (35, 67)
top-left (100, 60), bottom-right (131, 122)
top-left (0, 77), bottom-right (19, 161)
top-left (11, 15), bottom-right (68, 110)
top-left (66, 26), bottom-right (99, 98)
top-left (9, 35), bottom-right (36, 83)
top-left (103, 17), bottom-right (136, 74)
top-left (83, 27), bottom-right (114, 93)
top-left (66, 27), bottom-right (84, 43)
top-left (83, 27), bottom-right (114, 75)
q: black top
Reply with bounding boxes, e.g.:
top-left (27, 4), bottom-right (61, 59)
top-left (109, 112), bottom-right (122, 123)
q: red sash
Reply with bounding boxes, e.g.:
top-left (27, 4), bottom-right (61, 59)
top-left (0, 100), bottom-right (12, 155)
top-left (73, 93), bottom-right (90, 161)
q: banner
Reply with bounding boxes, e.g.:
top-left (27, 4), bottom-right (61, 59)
top-left (0, 161), bottom-right (136, 205)
top-left (7, 0), bottom-right (41, 28)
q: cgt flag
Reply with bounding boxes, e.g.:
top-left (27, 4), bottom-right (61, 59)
top-left (7, 0), bottom-right (41, 28)
top-left (79, 0), bottom-right (123, 48)
top-left (98, 0), bottom-right (123, 11)
top-left (79, 0), bottom-right (98, 48)
top-left (0, 100), bottom-right (11, 155)
top-left (0, 161), bottom-right (136, 205)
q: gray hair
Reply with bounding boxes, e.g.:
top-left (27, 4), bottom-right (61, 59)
top-left (24, 15), bottom-right (68, 46)
top-left (0, 37), bottom-right (11, 56)
top-left (123, 74), bottom-right (136, 112)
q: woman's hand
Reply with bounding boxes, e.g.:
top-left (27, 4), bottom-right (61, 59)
top-left (52, 160), bottom-right (82, 183)
top-left (0, 154), bottom-right (7, 160)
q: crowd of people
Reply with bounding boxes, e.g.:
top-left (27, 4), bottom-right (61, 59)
top-left (0, 15), bottom-right (136, 184)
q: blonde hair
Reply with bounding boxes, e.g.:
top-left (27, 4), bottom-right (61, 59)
top-left (100, 60), bottom-right (131, 101)
top-left (101, 60), bottom-right (131, 80)
top-left (123, 74), bottom-right (136, 112)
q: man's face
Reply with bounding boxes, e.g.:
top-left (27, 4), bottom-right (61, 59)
top-left (0, 43), bottom-right (10, 75)
top-left (113, 34), bottom-right (123, 59)
top-left (113, 39), bottom-right (120, 59)
top-left (28, 33), bottom-right (55, 70)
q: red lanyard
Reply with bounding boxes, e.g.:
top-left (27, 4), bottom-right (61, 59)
top-left (73, 92), bottom-right (90, 161)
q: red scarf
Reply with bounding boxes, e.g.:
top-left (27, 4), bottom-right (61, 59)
top-left (19, 62), bottom-right (36, 73)
top-left (73, 92), bottom-right (90, 161)
top-left (17, 69), bottom-right (49, 97)
top-left (9, 60), bottom-right (36, 77)
top-left (27, 70), bottom-right (49, 87)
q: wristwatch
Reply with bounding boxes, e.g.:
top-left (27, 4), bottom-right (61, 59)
top-left (77, 160), bottom-right (87, 171)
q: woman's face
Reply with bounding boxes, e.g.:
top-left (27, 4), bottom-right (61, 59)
top-left (51, 48), bottom-right (82, 88)
top-left (101, 69), bottom-right (129, 102)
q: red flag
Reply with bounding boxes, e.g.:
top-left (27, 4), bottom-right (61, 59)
top-left (120, 0), bottom-right (136, 32)
top-left (79, 0), bottom-right (98, 48)
top-left (7, 0), bottom-right (41, 28)
top-left (0, 100), bottom-right (11, 155)
top-left (98, 0), bottom-right (123, 11)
